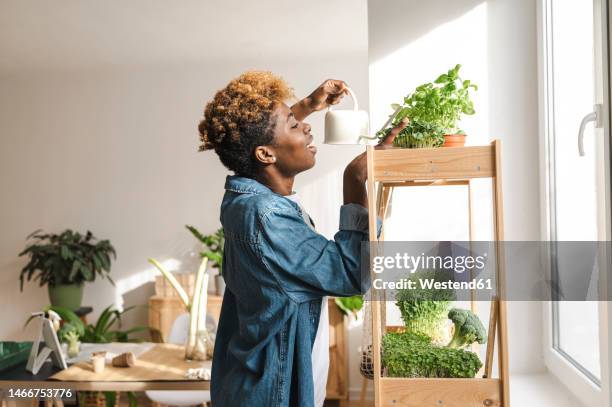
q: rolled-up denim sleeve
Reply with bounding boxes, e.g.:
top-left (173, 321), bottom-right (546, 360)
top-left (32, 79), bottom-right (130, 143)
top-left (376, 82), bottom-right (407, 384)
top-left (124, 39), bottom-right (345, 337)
top-left (258, 203), bottom-right (382, 303)
top-left (339, 203), bottom-right (379, 232)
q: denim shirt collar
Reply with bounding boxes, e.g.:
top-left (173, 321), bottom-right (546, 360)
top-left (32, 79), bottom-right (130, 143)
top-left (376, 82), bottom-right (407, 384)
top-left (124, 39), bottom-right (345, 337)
top-left (224, 175), bottom-right (303, 216)
top-left (224, 175), bottom-right (274, 195)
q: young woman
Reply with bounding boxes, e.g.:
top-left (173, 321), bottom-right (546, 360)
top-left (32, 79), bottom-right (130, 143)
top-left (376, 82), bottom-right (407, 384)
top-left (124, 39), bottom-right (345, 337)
top-left (198, 71), bottom-right (407, 407)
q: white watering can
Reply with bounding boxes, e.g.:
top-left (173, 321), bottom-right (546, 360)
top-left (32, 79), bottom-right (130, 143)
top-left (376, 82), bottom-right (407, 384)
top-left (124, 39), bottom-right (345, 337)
top-left (324, 87), bottom-right (373, 145)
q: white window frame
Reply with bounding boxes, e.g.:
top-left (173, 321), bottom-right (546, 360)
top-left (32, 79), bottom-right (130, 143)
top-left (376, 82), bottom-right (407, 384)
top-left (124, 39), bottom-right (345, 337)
top-left (537, 0), bottom-right (612, 406)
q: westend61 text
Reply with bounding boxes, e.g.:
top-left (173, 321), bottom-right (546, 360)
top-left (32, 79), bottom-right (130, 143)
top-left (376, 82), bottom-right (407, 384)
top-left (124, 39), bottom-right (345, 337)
top-left (372, 278), bottom-right (493, 291)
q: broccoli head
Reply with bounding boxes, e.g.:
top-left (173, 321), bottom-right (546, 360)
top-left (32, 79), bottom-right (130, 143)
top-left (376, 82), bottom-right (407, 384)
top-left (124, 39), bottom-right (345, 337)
top-left (446, 308), bottom-right (487, 349)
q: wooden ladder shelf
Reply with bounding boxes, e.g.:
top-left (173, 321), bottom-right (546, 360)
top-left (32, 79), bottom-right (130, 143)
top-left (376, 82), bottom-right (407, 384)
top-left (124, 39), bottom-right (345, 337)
top-left (365, 140), bottom-right (509, 407)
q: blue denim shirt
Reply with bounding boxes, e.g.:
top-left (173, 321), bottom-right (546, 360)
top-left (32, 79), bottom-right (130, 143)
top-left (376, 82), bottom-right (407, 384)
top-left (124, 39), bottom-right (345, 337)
top-left (211, 175), bottom-right (376, 407)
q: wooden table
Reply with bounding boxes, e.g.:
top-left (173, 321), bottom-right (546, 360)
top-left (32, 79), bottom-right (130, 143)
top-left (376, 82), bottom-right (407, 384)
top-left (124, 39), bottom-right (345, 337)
top-left (0, 344), bottom-right (210, 406)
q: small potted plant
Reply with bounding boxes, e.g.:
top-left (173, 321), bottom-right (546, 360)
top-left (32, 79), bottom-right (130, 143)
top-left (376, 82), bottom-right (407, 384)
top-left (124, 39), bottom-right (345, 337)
top-left (186, 226), bottom-right (225, 296)
top-left (19, 229), bottom-right (116, 310)
top-left (28, 304), bottom-right (146, 407)
top-left (433, 64), bottom-right (477, 147)
top-left (377, 64), bottom-right (477, 148)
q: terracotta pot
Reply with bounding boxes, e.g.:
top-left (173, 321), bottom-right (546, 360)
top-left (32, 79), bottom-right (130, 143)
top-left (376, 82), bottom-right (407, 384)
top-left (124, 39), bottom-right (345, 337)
top-left (443, 134), bottom-right (466, 147)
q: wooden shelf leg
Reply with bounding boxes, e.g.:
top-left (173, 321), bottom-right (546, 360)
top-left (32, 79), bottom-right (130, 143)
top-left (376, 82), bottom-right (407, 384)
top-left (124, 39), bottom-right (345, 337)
top-left (484, 296), bottom-right (498, 378)
top-left (359, 377), bottom-right (369, 407)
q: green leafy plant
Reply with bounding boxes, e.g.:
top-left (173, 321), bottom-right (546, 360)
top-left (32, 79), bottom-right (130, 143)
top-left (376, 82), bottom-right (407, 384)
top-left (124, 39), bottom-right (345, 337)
top-left (377, 64), bottom-right (477, 148)
top-left (335, 295), bottom-right (363, 320)
top-left (40, 305), bottom-right (145, 407)
top-left (186, 226), bottom-right (224, 274)
top-left (382, 331), bottom-right (482, 378)
top-left (34, 305), bottom-right (148, 344)
top-left (19, 229), bottom-right (116, 290)
top-left (395, 270), bottom-right (454, 343)
top-left (446, 308), bottom-right (487, 349)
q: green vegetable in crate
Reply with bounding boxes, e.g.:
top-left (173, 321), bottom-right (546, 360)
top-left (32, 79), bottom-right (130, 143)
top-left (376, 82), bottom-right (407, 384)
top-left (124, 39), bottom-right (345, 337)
top-left (395, 270), bottom-right (454, 344)
top-left (446, 308), bottom-right (487, 349)
top-left (382, 331), bottom-right (482, 378)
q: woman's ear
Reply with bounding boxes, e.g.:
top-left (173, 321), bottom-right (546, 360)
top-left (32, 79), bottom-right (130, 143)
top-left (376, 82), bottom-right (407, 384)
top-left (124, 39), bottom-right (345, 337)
top-left (254, 145), bottom-right (277, 165)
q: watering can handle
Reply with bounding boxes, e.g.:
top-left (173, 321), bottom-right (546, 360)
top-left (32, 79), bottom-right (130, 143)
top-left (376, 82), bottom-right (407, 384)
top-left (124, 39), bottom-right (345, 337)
top-left (327, 87), bottom-right (359, 111)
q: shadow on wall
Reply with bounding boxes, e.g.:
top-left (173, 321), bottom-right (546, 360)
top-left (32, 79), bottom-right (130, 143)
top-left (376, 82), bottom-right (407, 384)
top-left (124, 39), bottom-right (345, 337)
top-left (368, 0), bottom-right (485, 63)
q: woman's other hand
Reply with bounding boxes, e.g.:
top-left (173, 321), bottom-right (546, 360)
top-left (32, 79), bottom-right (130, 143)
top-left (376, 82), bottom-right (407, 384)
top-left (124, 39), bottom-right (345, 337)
top-left (343, 118), bottom-right (409, 207)
top-left (291, 79), bottom-right (349, 120)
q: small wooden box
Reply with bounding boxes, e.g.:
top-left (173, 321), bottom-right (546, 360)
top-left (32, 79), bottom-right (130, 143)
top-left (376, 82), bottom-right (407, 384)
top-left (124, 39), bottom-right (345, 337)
top-left (154, 273), bottom-right (195, 298)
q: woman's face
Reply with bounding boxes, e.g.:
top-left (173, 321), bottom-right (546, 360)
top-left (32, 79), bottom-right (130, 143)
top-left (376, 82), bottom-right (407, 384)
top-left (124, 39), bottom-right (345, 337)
top-left (258, 102), bottom-right (317, 176)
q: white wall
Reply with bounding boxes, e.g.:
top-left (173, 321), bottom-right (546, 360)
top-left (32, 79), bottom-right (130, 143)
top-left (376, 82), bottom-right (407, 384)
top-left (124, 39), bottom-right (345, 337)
top-left (367, 0), bottom-right (544, 386)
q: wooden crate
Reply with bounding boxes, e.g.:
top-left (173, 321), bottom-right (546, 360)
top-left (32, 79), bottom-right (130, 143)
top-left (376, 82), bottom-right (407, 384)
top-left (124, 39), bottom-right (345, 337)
top-left (154, 273), bottom-right (196, 298)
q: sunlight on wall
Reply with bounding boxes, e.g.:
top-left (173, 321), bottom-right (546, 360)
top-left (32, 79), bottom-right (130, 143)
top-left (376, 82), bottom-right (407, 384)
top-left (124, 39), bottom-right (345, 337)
top-left (113, 258), bottom-right (181, 310)
top-left (369, 3), bottom-right (492, 242)
top-left (369, 3), bottom-right (488, 143)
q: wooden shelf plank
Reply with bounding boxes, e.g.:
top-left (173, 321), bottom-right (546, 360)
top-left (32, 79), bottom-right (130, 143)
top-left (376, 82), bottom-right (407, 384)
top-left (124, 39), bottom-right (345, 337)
top-left (372, 145), bottom-right (495, 182)
top-left (380, 377), bottom-right (501, 407)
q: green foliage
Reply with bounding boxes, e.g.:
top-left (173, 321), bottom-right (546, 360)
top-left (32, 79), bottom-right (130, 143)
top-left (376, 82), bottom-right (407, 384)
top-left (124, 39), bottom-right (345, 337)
top-left (377, 64), bottom-right (477, 148)
top-left (44, 305), bottom-right (148, 344)
top-left (58, 322), bottom-right (82, 345)
top-left (126, 391), bottom-right (138, 407)
top-left (186, 226), bottom-right (224, 274)
top-left (104, 391), bottom-right (117, 407)
top-left (334, 295), bottom-right (364, 320)
top-left (446, 308), bottom-right (487, 349)
top-left (19, 229), bottom-right (116, 290)
top-left (382, 331), bottom-right (482, 378)
top-left (395, 270), bottom-right (454, 342)
top-left (389, 121), bottom-right (446, 148)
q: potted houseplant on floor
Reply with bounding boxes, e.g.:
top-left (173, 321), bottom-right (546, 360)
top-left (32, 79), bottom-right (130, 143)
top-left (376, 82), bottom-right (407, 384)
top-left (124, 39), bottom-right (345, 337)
top-left (186, 226), bottom-right (225, 296)
top-left (19, 229), bottom-right (116, 310)
top-left (377, 64), bottom-right (477, 148)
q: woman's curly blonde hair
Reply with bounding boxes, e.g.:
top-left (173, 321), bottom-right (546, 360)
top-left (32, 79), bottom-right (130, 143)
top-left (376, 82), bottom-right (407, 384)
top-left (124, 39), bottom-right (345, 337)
top-left (198, 71), bottom-right (294, 176)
